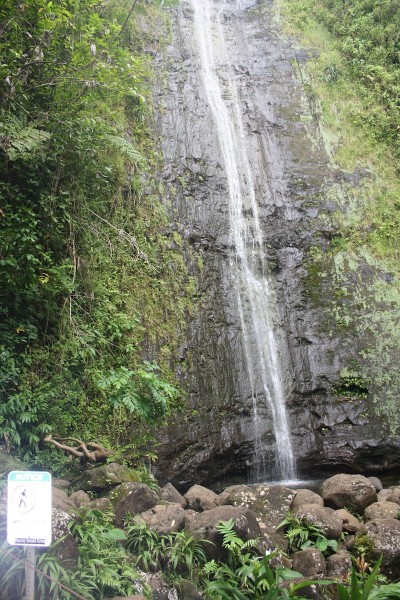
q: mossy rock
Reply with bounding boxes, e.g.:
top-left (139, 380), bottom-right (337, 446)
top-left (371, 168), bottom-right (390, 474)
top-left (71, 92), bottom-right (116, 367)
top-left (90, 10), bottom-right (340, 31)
top-left (72, 463), bottom-right (139, 493)
top-left (0, 449), bottom-right (27, 476)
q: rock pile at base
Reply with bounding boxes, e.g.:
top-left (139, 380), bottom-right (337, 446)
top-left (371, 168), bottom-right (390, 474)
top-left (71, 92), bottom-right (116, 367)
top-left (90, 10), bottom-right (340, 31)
top-left (2, 466), bottom-right (400, 599)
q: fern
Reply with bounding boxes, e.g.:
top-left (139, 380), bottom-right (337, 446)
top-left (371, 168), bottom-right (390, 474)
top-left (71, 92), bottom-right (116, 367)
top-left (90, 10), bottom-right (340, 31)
top-left (106, 133), bottom-right (144, 166)
top-left (0, 112), bottom-right (50, 160)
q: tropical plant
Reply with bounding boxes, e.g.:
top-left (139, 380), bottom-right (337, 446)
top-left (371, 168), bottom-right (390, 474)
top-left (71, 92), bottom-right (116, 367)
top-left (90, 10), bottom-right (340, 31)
top-left (0, 0), bottom-right (192, 470)
top-left (277, 511), bottom-right (340, 555)
top-left (69, 508), bottom-right (143, 599)
top-left (125, 521), bottom-right (163, 572)
top-left (201, 519), bottom-right (332, 600)
top-left (161, 530), bottom-right (208, 578)
top-left (125, 521), bottom-right (207, 577)
top-left (337, 556), bottom-right (400, 600)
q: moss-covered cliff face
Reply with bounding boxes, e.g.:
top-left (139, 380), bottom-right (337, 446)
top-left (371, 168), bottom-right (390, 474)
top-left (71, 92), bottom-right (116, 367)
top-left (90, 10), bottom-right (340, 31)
top-left (0, 0), bottom-right (194, 471)
top-left (153, 0), bottom-right (400, 488)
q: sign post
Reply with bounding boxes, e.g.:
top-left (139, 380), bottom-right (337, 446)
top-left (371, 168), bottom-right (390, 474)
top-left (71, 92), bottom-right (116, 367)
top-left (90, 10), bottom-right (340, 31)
top-left (7, 471), bottom-right (52, 600)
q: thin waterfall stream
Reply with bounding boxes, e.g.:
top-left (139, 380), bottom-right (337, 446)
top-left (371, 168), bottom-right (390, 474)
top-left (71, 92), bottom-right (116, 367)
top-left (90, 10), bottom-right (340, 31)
top-left (190, 0), bottom-right (296, 481)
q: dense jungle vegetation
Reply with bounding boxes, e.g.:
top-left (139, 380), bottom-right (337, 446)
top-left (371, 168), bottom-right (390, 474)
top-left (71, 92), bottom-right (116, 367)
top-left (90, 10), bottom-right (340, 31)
top-left (277, 0), bottom-right (400, 429)
top-left (1, 1), bottom-right (400, 599)
top-left (0, 0), bottom-right (193, 473)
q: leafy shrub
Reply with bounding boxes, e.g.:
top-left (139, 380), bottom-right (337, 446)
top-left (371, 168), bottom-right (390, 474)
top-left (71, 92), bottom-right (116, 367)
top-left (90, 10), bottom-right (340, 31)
top-left (125, 521), bottom-right (207, 578)
top-left (201, 519), bottom-right (331, 600)
top-left (277, 512), bottom-right (340, 555)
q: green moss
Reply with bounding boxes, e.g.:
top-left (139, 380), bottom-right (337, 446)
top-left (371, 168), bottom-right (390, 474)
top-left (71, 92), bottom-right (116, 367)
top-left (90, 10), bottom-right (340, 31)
top-left (276, 0), bottom-right (400, 433)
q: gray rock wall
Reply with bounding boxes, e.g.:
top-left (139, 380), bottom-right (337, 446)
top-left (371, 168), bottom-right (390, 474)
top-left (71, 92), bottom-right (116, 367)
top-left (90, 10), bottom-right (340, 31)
top-left (152, 0), bottom-right (400, 488)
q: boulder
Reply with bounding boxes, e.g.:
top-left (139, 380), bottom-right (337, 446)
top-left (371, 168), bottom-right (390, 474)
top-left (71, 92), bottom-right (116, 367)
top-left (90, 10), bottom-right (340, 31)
top-left (294, 504), bottom-right (343, 539)
top-left (220, 484), bottom-right (295, 550)
top-left (108, 597), bottom-right (146, 600)
top-left (186, 505), bottom-right (263, 560)
top-left (217, 485), bottom-right (247, 506)
top-left (184, 509), bottom-right (198, 527)
top-left (178, 580), bottom-right (203, 600)
top-left (90, 497), bottom-right (111, 511)
top-left (72, 463), bottom-right (139, 493)
top-left (368, 477), bottom-right (383, 492)
top-left (0, 449), bottom-right (26, 475)
top-left (145, 573), bottom-right (174, 600)
top-left (161, 482), bottom-right (187, 508)
top-left (378, 489), bottom-right (393, 502)
top-left (291, 489), bottom-right (324, 511)
top-left (0, 494), bottom-right (7, 543)
top-left (51, 508), bottom-right (78, 567)
top-left (291, 548), bottom-right (326, 577)
top-left (52, 478), bottom-right (71, 490)
top-left (52, 486), bottom-right (74, 511)
top-left (364, 501), bottom-right (400, 521)
top-left (135, 503), bottom-right (186, 535)
top-left (69, 490), bottom-right (91, 508)
top-left (326, 551), bottom-right (352, 579)
top-left (336, 509), bottom-right (362, 533)
top-left (220, 484), bottom-right (295, 527)
top-left (320, 474), bottom-right (377, 513)
top-left (387, 487), bottom-right (400, 506)
top-left (356, 518), bottom-right (400, 578)
top-left (111, 482), bottom-right (159, 526)
top-left (184, 484), bottom-right (218, 511)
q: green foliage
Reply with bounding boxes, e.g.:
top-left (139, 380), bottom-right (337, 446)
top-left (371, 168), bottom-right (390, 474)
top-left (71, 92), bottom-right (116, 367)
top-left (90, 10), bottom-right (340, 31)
top-left (337, 556), bottom-right (400, 600)
top-left (125, 521), bottom-right (207, 578)
top-left (0, 509), bottom-right (145, 599)
top-left (0, 0), bottom-right (193, 467)
top-left (69, 508), bottom-right (141, 599)
top-left (277, 512), bottom-right (340, 556)
top-left (202, 519), bottom-right (332, 600)
top-left (277, 0), bottom-right (400, 432)
top-left (97, 361), bottom-right (180, 425)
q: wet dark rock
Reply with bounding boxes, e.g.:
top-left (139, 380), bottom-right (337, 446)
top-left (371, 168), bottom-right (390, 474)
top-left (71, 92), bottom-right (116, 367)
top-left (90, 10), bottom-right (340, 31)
top-left (185, 505), bottom-right (263, 560)
top-left (294, 504), bottom-right (343, 539)
top-left (335, 509), bottom-right (362, 533)
top-left (135, 503), bottom-right (186, 535)
top-left (151, 0), bottom-right (400, 487)
top-left (356, 518), bottom-right (400, 578)
top-left (364, 501), bottom-right (400, 521)
top-left (320, 474), bottom-right (377, 513)
top-left (72, 463), bottom-right (139, 493)
top-left (291, 489), bottom-right (324, 511)
top-left (110, 482), bottom-right (159, 526)
top-left (161, 482), bottom-right (187, 508)
top-left (291, 548), bottom-right (326, 577)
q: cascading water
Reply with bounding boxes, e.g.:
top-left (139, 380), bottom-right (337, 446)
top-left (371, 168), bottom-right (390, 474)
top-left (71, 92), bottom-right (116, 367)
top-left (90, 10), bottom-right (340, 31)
top-left (190, 0), bottom-right (296, 481)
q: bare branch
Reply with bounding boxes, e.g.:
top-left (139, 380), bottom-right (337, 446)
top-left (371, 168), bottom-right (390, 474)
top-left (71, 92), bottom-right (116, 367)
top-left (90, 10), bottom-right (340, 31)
top-left (44, 434), bottom-right (113, 463)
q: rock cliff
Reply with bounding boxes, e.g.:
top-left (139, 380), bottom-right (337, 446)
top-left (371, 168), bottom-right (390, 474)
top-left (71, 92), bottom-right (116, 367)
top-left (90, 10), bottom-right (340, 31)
top-left (152, 0), bottom-right (400, 488)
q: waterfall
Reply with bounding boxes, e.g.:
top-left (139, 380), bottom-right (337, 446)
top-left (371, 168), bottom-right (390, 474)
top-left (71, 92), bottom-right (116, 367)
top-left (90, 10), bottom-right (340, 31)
top-left (190, 0), bottom-right (296, 481)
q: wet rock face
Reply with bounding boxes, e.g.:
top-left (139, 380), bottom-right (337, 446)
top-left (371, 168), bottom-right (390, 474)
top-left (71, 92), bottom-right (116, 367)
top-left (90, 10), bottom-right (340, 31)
top-left (153, 0), bottom-right (399, 486)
